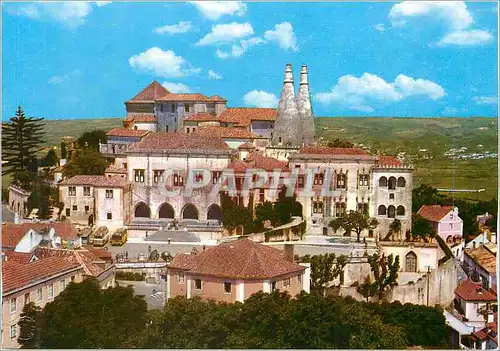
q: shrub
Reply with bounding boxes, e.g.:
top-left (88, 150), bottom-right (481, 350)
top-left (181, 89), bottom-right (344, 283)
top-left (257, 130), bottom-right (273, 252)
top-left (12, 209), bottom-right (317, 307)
top-left (116, 271), bottom-right (146, 281)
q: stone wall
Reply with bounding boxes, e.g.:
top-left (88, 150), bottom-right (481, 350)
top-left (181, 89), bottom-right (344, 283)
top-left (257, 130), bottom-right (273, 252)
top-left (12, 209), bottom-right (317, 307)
top-left (335, 258), bottom-right (463, 307)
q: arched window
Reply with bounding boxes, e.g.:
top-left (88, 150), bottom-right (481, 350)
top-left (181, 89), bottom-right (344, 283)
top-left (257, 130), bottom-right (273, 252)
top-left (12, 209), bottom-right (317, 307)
top-left (158, 203), bottom-right (175, 219)
top-left (388, 205), bottom-right (396, 218)
top-left (397, 177), bottom-right (406, 187)
top-left (134, 202), bottom-right (151, 218)
top-left (207, 204), bottom-right (222, 221)
top-left (388, 177), bottom-right (397, 190)
top-left (378, 205), bottom-right (387, 216)
top-left (379, 177), bottom-right (387, 187)
top-left (182, 204), bottom-right (199, 220)
top-left (336, 174), bottom-right (347, 189)
top-left (405, 251), bottom-right (417, 272)
top-left (397, 206), bottom-right (405, 216)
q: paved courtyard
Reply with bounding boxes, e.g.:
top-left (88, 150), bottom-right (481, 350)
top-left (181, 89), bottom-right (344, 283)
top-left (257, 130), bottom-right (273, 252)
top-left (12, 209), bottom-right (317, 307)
top-left (117, 280), bottom-right (166, 310)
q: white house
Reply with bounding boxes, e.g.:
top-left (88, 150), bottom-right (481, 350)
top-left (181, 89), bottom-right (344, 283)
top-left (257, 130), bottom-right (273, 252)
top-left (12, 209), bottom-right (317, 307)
top-left (454, 279), bottom-right (497, 330)
top-left (464, 244), bottom-right (497, 291)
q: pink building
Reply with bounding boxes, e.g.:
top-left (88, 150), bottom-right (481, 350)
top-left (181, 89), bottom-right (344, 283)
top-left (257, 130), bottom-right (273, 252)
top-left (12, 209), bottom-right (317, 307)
top-left (166, 239), bottom-right (310, 303)
top-left (417, 205), bottom-right (463, 243)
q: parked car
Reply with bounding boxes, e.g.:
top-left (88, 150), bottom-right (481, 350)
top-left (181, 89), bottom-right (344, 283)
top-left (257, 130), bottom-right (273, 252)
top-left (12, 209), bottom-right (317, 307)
top-left (115, 253), bottom-right (125, 263)
top-left (138, 253), bottom-right (147, 262)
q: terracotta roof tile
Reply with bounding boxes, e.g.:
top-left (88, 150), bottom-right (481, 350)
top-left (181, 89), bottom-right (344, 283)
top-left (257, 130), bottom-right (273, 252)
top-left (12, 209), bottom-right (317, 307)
top-left (219, 108), bottom-right (276, 127)
top-left (156, 93), bottom-right (227, 102)
top-left (184, 113), bottom-right (219, 122)
top-left (60, 175), bottom-right (129, 188)
top-left (298, 146), bottom-right (367, 155)
top-left (124, 113), bottom-right (156, 123)
top-left (128, 132), bottom-right (232, 154)
top-left (245, 152), bottom-right (289, 171)
top-left (472, 322), bottom-right (498, 343)
top-left (238, 142), bottom-right (256, 150)
top-left (192, 126), bottom-right (259, 139)
top-left (106, 128), bottom-right (151, 138)
top-left (127, 81), bottom-right (170, 103)
top-left (464, 246), bottom-right (496, 274)
top-left (417, 205), bottom-right (454, 222)
top-left (378, 155), bottom-right (403, 167)
top-left (454, 279), bottom-right (497, 301)
top-left (169, 239), bottom-right (304, 279)
top-left (2, 256), bottom-right (82, 293)
top-left (2, 251), bottom-right (33, 264)
top-left (105, 164), bottom-right (127, 174)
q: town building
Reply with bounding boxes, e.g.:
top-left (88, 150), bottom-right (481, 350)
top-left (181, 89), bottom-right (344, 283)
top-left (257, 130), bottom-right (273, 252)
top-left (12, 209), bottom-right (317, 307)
top-left (166, 240), bottom-right (310, 302)
top-left (463, 244), bottom-right (497, 290)
top-left (469, 314), bottom-right (498, 350)
top-left (7, 184), bottom-right (31, 218)
top-left (417, 205), bottom-right (464, 242)
top-left (378, 240), bottom-right (440, 273)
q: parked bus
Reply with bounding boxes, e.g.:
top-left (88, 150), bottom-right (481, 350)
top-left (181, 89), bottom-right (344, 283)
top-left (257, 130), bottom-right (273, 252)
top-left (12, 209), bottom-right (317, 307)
top-left (93, 226), bottom-right (110, 247)
top-left (111, 228), bottom-right (128, 246)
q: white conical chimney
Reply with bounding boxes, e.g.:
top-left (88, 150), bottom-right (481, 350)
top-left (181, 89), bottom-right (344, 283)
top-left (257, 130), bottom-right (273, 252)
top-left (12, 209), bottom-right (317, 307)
top-left (296, 64), bottom-right (315, 145)
top-left (271, 64), bottom-right (302, 147)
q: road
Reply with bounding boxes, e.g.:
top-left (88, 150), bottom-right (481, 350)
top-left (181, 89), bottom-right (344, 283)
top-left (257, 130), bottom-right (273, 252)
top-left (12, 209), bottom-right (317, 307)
top-left (117, 280), bottom-right (165, 310)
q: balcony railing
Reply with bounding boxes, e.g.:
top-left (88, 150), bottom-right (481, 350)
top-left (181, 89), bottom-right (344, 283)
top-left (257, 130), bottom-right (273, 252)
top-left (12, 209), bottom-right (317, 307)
top-left (100, 143), bottom-right (129, 157)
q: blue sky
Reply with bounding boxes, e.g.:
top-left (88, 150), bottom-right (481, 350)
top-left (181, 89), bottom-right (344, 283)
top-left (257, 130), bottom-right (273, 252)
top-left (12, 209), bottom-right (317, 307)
top-left (2, 1), bottom-right (498, 120)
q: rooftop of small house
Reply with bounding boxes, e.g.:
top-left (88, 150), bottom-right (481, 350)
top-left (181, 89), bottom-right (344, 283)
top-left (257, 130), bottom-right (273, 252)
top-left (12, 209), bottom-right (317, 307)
top-left (417, 205), bottom-right (456, 223)
top-left (60, 175), bottom-right (129, 188)
top-left (464, 246), bottom-right (496, 274)
top-left (2, 222), bottom-right (80, 249)
top-left (454, 279), bottom-right (497, 302)
top-left (168, 239), bottom-right (304, 280)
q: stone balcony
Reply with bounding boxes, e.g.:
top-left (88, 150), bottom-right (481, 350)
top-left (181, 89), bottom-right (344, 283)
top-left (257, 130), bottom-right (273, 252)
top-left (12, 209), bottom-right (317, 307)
top-left (99, 143), bottom-right (129, 157)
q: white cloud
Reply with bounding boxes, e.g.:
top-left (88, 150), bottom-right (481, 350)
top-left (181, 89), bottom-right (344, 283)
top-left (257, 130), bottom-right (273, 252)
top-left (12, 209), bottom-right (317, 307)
top-left (8, 2), bottom-right (108, 28)
top-left (95, 1), bottom-right (111, 7)
top-left (208, 70), bottom-right (222, 80)
top-left (162, 81), bottom-right (192, 93)
top-left (264, 22), bottom-right (298, 51)
top-left (155, 21), bottom-right (192, 35)
top-left (48, 74), bottom-right (70, 84)
top-left (216, 37), bottom-right (266, 59)
top-left (190, 1), bottom-right (247, 20)
top-left (437, 29), bottom-right (493, 46)
top-left (389, 1), bottom-right (473, 30)
top-left (389, 1), bottom-right (494, 47)
top-left (243, 90), bottom-right (278, 108)
top-left (197, 22), bottom-right (254, 46)
top-left (315, 73), bottom-right (445, 112)
top-left (474, 96), bottom-right (498, 105)
top-left (374, 24), bottom-right (385, 32)
top-left (129, 47), bottom-right (200, 78)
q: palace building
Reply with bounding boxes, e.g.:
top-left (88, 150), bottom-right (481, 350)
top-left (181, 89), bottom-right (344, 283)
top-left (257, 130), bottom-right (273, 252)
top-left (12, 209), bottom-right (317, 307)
top-left (59, 64), bottom-right (413, 240)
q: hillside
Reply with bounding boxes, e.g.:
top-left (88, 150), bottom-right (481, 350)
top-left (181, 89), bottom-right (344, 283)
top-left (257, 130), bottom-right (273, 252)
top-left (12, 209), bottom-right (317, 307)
top-left (3, 117), bottom-right (498, 201)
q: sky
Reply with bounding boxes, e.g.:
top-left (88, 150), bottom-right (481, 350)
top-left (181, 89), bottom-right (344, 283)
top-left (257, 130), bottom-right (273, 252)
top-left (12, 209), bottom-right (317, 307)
top-left (2, 1), bottom-right (499, 120)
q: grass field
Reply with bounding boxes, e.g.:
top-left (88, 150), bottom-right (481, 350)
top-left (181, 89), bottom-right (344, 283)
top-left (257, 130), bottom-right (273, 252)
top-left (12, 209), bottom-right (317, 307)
top-left (2, 117), bottom-right (498, 201)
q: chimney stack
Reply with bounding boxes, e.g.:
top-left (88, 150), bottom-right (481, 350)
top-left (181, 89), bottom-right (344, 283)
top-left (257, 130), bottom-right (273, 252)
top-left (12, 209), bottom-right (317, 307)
top-left (296, 64), bottom-right (315, 145)
top-left (284, 244), bottom-right (294, 262)
top-left (271, 64), bottom-right (302, 147)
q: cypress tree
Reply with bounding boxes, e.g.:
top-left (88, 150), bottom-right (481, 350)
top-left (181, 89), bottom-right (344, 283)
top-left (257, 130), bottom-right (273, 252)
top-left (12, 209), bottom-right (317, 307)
top-left (2, 106), bottom-right (45, 187)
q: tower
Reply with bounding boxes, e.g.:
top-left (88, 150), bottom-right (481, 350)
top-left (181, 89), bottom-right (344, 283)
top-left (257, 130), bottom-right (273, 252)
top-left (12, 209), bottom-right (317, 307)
top-left (296, 65), bottom-right (315, 145)
top-left (271, 64), bottom-right (302, 147)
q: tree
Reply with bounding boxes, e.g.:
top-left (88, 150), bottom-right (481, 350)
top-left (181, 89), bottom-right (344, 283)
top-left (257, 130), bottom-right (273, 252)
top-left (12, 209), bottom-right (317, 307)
top-left (39, 279), bottom-right (148, 348)
top-left (220, 192), bottom-right (252, 234)
top-left (411, 214), bottom-right (435, 240)
top-left (330, 210), bottom-right (379, 242)
top-left (384, 219), bottom-right (402, 241)
top-left (412, 184), bottom-right (446, 213)
top-left (274, 186), bottom-right (302, 225)
top-left (2, 106), bottom-right (45, 187)
top-left (40, 148), bottom-right (59, 167)
top-left (327, 138), bottom-right (354, 148)
top-left (18, 302), bottom-right (42, 348)
top-left (62, 148), bottom-right (107, 178)
top-left (367, 253), bottom-right (400, 300)
top-left (77, 130), bottom-right (108, 151)
top-left (356, 275), bottom-right (378, 302)
top-left (60, 141), bottom-right (68, 160)
top-left (301, 253), bottom-right (348, 295)
top-left (254, 201), bottom-right (277, 228)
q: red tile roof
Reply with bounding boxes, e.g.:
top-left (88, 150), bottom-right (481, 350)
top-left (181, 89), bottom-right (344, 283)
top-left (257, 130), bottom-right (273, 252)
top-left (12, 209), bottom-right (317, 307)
top-left (2, 221), bottom-right (80, 246)
top-left (192, 126), bottom-right (259, 139)
top-left (128, 132), bottom-right (232, 154)
top-left (238, 142), bottom-right (256, 150)
top-left (464, 246), bottom-right (496, 274)
top-left (219, 108), bottom-right (276, 127)
top-left (378, 155), bottom-right (403, 167)
top-left (60, 175), bottom-right (129, 188)
top-left (156, 93), bottom-right (227, 102)
top-left (106, 128), bottom-right (151, 138)
top-left (245, 152), bottom-right (289, 171)
top-left (169, 239), bottom-right (305, 280)
top-left (298, 146), bottom-right (367, 155)
top-left (472, 322), bottom-right (498, 344)
top-left (2, 256), bottom-right (82, 294)
top-left (454, 279), bottom-right (497, 301)
top-left (105, 164), bottom-right (127, 174)
top-left (184, 113), bottom-right (220, 122)
top-left (127, 81), bottom-right (170, 103)
top-left (124, 113), bottom-right (156, 123)
top-left (2, 251), bottom-right (33, 264)
top-left (417, 205), bottom-right (454, 222)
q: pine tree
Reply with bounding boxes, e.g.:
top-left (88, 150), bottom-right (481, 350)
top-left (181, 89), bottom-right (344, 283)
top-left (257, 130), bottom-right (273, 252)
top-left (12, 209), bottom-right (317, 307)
top-left (2, 106), bottom-right (45, 187)
top-left (18, 302), bottom-right (42, 349)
